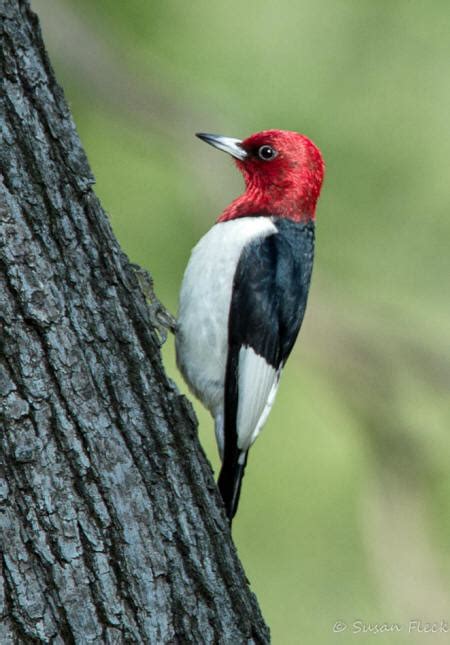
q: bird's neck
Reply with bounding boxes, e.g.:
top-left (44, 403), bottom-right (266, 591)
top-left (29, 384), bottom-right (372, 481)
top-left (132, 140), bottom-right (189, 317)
top-left (217, 188), bottom-right (316, 223)
top-left (217, 174), bottom-right (320, 223)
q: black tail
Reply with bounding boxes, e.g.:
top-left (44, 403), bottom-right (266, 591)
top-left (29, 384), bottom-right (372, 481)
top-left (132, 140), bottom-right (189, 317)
top-left (219, 345), bottom-right (249, 524)
top-left (218, 451), bottom-right (248, 524)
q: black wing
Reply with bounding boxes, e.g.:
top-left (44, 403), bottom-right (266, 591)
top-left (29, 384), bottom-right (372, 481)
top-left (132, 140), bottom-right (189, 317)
top-left (218, 218), bottom-right (315, 521)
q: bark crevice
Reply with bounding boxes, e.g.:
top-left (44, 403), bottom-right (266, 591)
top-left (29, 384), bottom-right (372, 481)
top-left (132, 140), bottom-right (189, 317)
top-left (0, 1), bottom-right (269, 642)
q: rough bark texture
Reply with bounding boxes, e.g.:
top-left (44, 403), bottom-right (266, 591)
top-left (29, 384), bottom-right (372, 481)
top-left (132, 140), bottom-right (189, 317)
top-left (0, 1), bottom-right (270, 642)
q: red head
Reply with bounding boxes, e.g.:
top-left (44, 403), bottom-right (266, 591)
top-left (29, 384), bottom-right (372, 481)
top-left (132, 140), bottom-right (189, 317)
top-left (196, 129), bottom-right (324, 223)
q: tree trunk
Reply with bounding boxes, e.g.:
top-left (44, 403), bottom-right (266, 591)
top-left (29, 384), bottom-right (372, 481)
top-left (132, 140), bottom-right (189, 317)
top-left (0, 1), bottom-right (269, 642)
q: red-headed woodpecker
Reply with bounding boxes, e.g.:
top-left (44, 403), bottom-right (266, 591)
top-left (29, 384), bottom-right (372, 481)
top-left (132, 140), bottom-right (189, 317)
top-left (176, 130), bottom-right (324, 523)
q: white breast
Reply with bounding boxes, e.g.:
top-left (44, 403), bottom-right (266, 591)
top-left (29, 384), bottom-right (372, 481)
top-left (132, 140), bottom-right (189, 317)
top-left (176, 217), bottom-right (277, 423)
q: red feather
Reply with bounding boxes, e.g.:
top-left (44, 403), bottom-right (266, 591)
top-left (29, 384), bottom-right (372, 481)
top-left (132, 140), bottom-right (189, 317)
top-left (218, 129), bottom-right (324, 223)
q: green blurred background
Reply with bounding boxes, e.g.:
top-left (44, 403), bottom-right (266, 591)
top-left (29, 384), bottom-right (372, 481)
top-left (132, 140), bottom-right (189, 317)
top-left (33, 1), bottom-right (450, 642)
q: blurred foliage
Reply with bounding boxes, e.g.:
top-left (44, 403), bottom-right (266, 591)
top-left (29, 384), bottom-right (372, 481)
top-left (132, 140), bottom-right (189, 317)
top-left (34, 0), bottom-right (450, 642)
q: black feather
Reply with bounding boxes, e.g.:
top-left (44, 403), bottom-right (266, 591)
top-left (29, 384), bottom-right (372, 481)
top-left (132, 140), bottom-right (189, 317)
top-left (218, 217), bottom-right (315, 523)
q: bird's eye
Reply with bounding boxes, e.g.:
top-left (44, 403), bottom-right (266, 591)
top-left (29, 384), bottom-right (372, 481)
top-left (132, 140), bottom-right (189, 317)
top-left (257, 145), bottom-right (277, 161)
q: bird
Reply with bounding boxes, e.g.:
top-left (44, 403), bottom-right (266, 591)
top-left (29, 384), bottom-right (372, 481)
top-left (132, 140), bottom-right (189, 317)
top-left (176, 129), bottom-right (324, 524)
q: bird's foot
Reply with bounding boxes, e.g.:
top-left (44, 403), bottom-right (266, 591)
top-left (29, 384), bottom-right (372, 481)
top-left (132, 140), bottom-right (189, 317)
top-left (131, 263), bottom-right (178, 345)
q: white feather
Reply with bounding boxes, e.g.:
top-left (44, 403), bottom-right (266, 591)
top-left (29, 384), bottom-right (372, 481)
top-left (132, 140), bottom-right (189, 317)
top-left (236, 347), bottom-right (280, 452)
top-left (176, 217), bottom-right (277, 452)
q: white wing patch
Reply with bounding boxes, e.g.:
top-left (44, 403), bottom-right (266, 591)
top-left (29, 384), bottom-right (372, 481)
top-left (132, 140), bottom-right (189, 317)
top-left (236, 346), bottom-right (280, 452)
top-left (176, 217), bottom-right (277, 422)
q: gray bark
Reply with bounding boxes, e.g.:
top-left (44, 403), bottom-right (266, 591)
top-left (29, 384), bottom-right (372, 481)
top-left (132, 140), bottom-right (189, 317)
top-left (0, 1), bottom-right (270, 642)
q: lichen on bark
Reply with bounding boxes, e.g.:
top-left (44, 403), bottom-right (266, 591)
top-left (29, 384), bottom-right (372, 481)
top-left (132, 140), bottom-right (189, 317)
top-left (0, 1), bottom-right (269, 642)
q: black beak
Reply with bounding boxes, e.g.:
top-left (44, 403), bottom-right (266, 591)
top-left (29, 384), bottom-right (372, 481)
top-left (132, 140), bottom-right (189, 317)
top-left (196, 132), bottom-right (247, 160)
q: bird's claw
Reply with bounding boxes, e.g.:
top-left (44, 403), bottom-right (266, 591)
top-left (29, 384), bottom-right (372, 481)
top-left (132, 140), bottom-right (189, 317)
top-left (131, 263), bottom-right (178, 345)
